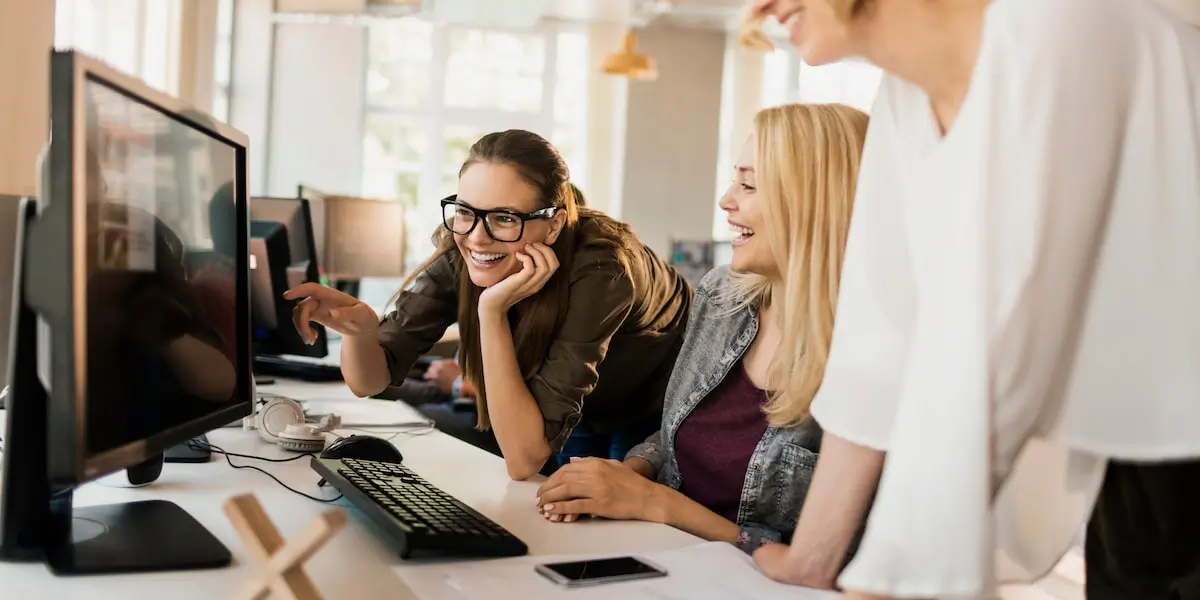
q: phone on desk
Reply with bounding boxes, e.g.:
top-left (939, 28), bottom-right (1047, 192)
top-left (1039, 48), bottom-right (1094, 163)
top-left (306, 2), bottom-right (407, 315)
top-left (535, 556), bottom-right (668, 588)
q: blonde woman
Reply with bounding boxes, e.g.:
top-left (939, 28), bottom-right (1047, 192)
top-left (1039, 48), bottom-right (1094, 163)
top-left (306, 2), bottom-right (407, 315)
top-left (743, 0), bottom-right (1200, 599)
top-left (536, 103), bottom-right (869, 559)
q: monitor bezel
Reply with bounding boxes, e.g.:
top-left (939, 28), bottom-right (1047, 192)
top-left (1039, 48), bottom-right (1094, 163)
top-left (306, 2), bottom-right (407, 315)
top-left (43, 50), bottom-right (253, 484)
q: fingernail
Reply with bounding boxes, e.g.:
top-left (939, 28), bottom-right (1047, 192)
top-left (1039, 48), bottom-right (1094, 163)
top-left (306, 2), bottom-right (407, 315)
top-left (542, 503), bottom-right (554, 511)
top-left (535, 497), bottom-right (540, 505)
top-left (569, 457), bottom-right (580, 462)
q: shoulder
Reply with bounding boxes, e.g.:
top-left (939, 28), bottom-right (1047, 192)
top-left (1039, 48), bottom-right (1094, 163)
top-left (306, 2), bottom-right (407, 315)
top-left (984, 0), bottom-right (1148, 75)
top-left (688, 266), bottom-right (750, 318)
top-left (568, 213), bottom-right (638, 283)
top-left (400, 250), bottom-right (460, 299)
top-left (568, 241), bottom-right (630, 285)
top-left (694, 265), bottom-right (734, 300)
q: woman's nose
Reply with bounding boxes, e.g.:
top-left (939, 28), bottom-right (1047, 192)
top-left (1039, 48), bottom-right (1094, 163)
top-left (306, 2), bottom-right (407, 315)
top-left (718, 185), bottom-right (737, 211)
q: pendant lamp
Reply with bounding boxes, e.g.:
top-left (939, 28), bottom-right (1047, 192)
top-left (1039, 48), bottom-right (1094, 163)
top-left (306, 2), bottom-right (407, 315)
top-left (601, 30), bottom-right (658, 81)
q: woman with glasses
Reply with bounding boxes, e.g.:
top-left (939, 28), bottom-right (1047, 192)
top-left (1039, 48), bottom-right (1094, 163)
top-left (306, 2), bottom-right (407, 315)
top-left (740, 0), bottom-right (1200, 598)
top-left (285, 130), bottom-right (691, 480)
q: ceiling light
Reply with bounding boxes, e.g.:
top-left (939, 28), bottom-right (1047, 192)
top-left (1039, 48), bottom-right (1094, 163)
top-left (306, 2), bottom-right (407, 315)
top-left (601, 31), bottom-right (658, 81)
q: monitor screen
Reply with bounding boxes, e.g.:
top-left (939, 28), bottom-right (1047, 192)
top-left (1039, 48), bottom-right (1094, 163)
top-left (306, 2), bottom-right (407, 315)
top-left (250, 197), bottom-right (316, 275)
top-left (82, 77), bottom-right (241, 458)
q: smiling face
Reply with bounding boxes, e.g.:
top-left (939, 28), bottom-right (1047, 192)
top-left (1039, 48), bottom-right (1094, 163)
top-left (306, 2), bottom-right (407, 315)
top-left (718, 135), bottom-right (777, 278)
top-left (453, 161), bottom-right (565, 288)
top-left (755, 0), bottom-right (860, 66)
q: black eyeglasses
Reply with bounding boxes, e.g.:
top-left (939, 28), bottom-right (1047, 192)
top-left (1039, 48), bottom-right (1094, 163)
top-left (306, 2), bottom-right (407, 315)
top-left (440, 195), bottom-right (556, 243)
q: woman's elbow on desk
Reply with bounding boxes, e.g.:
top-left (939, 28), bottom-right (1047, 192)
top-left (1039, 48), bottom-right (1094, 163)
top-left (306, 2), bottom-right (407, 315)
top-left (339, 336), bottom-right (393, 398)
top-left (346, 379), bottom-right (388, 399)
top-left (504, 446), bottom-right (552, 481)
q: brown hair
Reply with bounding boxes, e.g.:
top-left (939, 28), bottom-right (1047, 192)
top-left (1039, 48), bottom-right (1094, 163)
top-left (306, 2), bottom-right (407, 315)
top-left (398, 130), bottom-right (633, 428)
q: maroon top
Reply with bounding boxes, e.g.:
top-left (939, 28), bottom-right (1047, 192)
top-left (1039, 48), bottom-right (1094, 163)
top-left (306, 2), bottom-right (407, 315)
top-left (674, 362), bottom-right (769, 522)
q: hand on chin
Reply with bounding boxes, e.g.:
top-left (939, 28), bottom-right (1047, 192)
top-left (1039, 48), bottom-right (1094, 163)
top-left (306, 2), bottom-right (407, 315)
top-left (476, 242), bottom-right (560, 316)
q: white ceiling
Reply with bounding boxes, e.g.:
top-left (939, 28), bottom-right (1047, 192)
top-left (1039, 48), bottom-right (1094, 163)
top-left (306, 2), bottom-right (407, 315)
top-left (281, 0), bottom-right (747, 30)
top-left (549, 0), bottom-right (745, 24)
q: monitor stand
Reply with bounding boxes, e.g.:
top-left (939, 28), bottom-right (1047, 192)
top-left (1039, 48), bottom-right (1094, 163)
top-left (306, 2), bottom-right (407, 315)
top-left (0, 199), bottom-right (231, 574)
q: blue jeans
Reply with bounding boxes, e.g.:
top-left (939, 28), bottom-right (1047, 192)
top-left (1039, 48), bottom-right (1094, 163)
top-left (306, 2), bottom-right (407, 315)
top-left (551, 415), bottom-right (661, 471)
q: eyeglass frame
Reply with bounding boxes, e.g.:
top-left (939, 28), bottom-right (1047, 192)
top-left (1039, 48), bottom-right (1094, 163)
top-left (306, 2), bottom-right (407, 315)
top-left (439, 195), bottom-right (557, 242)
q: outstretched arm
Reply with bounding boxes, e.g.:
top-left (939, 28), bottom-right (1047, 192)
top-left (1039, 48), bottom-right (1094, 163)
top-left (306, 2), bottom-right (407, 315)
top-left (754, 433), bottom-right (884, 589)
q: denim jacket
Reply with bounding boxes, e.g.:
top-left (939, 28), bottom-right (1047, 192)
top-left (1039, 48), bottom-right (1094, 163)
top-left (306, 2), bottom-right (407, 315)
top-left (626, 266), bottom-right (826, 554)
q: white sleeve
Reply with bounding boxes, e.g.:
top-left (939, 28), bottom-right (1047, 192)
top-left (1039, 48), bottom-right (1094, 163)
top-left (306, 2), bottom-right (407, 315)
top-left (809, 81), bottom-right (916, 452)
top-left (838, 0), bottom-right (1155, 596)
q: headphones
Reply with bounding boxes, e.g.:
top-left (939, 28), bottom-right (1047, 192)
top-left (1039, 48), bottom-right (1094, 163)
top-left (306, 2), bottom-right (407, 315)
top-left (243, 395), bottom-right (342, 453)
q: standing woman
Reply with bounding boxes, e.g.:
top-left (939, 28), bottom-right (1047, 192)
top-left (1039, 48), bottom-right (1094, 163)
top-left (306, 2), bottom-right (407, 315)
top-left (286, 130), bottom-right (692, 480)
top-left (742, 0), bottom-right (1200, 599)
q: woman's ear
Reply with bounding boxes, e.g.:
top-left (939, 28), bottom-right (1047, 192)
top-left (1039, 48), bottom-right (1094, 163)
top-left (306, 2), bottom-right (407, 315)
top-left (544, 211), bottom-right (568, 245)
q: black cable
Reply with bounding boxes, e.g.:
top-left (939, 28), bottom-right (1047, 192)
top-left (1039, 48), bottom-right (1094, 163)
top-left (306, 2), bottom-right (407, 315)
top-left (187, 439), bottom-right (344, 504)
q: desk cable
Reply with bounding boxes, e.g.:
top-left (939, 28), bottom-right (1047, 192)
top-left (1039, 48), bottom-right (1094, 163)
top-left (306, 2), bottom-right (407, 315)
top-left (186, 438), bottom-right (345, 504)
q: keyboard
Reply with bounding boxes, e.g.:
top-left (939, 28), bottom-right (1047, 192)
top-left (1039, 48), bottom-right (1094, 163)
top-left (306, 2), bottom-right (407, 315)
top-left (253, 355), bottom-right (343, 381)
top-left (311, 457), bottom-right (528, 559)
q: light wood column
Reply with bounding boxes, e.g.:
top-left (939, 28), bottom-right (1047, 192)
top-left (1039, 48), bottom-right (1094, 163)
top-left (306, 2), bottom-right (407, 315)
top-left (0, 0), bottom-right (55, 197)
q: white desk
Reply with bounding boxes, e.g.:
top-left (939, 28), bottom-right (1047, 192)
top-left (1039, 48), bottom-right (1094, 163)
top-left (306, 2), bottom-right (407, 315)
top-left (0, 380), bottom-right (700, 599)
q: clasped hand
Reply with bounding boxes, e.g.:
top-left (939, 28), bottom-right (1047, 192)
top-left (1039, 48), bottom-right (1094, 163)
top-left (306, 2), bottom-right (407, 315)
top-left (536, 458), bottom-right (661, 523)
top-left (478, 243), bottom-right (558, 315)
top-left (283, 282), bottom-right (380, 343)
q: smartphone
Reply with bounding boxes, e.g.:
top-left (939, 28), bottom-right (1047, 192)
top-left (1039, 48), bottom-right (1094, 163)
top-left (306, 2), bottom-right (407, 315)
top-left (535, 556), bottom-right (668, 588)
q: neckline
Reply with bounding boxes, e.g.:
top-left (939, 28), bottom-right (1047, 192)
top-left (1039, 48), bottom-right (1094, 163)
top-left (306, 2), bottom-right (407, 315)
top-left (907, 0), bottom-right (1000, 151)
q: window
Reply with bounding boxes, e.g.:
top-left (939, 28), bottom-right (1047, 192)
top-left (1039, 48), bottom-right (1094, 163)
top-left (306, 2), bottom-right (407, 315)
top-left (55, 0), bottom-right (182, 94)
top-left (759, 48), bottom-right (882, 113)
top-left (796, 58), bottom-right (882, 113)
top-left (362, 19), bottom-right (588, 264)
top-left (211, 0), bottom-right (236, 122)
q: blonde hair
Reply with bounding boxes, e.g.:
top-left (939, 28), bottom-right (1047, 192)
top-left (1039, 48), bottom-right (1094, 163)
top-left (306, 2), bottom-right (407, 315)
top-left (739, 0), bottom-right (866, 51)
top-left (724, 103), bottom-right (869, 427)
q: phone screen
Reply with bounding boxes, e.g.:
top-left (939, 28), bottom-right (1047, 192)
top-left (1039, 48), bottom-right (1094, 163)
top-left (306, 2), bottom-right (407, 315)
top-left (541, 556), bottom-right (666, 582)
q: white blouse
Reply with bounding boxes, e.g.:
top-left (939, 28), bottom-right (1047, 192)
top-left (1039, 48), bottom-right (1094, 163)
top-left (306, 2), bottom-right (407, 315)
top-left (810, 0), bottom-right (1200, 597)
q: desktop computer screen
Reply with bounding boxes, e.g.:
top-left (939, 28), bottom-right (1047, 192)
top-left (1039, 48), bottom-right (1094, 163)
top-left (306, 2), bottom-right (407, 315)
top-left (0, 50), bottom-right (251, 574)
top-left (249, 196), bottom-right (327, 359)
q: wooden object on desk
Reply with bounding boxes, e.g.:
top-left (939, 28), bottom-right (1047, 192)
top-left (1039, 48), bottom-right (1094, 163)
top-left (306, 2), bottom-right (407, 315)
top-left (224, 494), bottom-right (348, 600)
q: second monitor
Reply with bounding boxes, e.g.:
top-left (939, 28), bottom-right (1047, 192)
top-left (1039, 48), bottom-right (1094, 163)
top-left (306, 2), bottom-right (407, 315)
top-left (249, 196), bottom-right (327, 360)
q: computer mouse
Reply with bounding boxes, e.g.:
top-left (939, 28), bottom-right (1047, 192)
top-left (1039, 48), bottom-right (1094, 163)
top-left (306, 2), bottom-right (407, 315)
top-left (320, 435), bottom-right (403, 464)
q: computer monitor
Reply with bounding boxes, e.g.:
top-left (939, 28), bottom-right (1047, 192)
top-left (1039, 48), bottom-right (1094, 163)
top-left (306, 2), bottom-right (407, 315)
top-left (0, 50), bottom-right (251, 574)
top-left (296, 184), bottom-right (329, 270)
top-left (296, 184), bottom-right (407, 296)
top-left (0, 195), bottom-right (23, 408)
top-left (249, 196), bottom-right (327, 359)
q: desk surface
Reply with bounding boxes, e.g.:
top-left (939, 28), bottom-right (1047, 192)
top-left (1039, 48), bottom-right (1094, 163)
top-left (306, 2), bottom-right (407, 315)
top-left (0, 380), bottom-right (699, 599)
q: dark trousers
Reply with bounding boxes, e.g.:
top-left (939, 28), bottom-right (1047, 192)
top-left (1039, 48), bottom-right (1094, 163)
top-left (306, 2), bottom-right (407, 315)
top-left (551, 416), bottom-right (661, 469)
top-left (1085, 459), bottom-right (1200, 600)
top-left (417, 401), bottom-right (660, 476)
top-left (417, 401), bottom-right (503, 457)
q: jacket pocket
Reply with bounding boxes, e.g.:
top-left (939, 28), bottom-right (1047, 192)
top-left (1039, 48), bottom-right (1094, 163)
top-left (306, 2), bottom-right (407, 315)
top-left (770, 442), bottom-right (819, 518)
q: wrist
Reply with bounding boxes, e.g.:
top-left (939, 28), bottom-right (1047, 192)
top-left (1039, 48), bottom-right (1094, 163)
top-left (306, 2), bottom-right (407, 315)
top-left (477, 303), bottom-right (508, 323)
top-left (345, 328), bottom-right (380, 344)
top-left (644, 483), bottom-right (673, 525)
